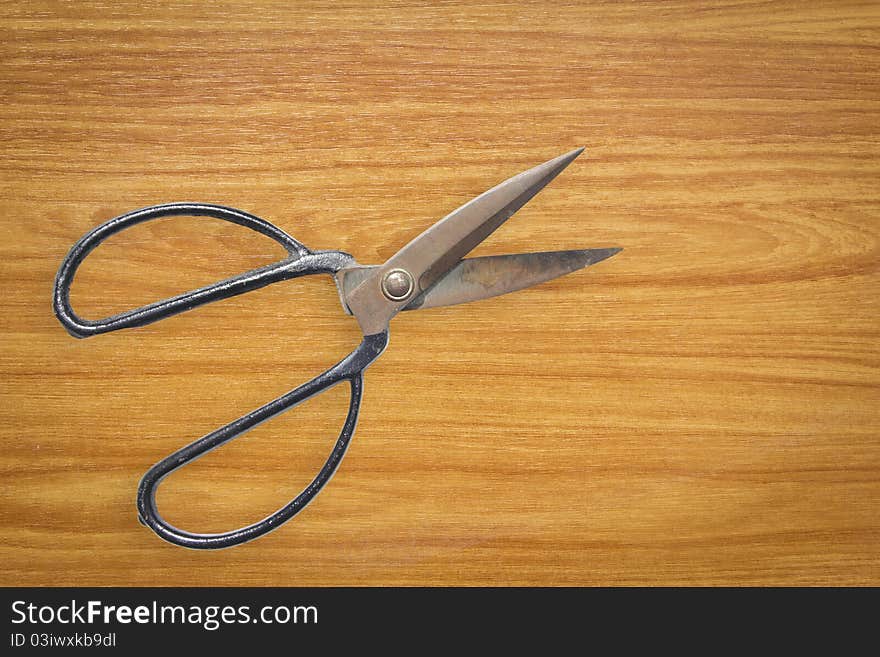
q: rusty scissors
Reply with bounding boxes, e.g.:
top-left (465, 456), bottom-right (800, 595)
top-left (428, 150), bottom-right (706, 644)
top-left (53, 148), bottom-right (621, 549)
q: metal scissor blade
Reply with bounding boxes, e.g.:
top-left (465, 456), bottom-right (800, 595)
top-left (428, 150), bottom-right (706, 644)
top-left (404, 248), bottom-right (621, 310)
top-left (384, 147), bottom-right (585, 295)
top-left (336, 247), bottom-right (621, 315)
top-left (342, 148), bottom-right (586, 335)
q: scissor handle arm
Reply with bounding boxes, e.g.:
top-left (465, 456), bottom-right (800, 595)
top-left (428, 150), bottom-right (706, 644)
top-left (53, 203), bottom-right (353, 338)
top-left (136, 330), bottom-right (388, 549)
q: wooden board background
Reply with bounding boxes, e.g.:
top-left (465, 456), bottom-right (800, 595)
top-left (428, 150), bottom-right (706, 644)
top-left (1, 1), bottom-right (878, 586)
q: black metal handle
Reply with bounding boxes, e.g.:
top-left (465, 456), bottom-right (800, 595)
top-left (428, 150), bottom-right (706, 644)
top-left (53, 202), bottom-right (353, 337)
top-left (136, 331), bottom-right (389, 549)
top-left (53, 203), bottom-right (384, 549)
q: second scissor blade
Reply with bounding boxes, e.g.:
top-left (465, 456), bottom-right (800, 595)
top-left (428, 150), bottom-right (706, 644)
top-left (383, 148), bottom-right (586, 297)
top-left (403, 247), bottom-right (621, 311)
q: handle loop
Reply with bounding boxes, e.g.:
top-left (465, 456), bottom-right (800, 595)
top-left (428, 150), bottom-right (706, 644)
top-left (53, 202), bottom-right (352, 337)
top-left (136, 331), bottom-right (389, 549)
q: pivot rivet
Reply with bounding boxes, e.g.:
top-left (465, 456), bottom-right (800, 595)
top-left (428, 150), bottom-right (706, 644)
top-left (381, 269), bottom-right (414, 302)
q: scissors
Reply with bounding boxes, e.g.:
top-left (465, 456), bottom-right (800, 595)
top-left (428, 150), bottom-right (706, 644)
top-left (53, 148), bottom-right (621, 549)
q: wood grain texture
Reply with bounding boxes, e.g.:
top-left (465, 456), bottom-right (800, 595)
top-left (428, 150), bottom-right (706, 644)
top-left (1, 0), bottom-right (878, 586)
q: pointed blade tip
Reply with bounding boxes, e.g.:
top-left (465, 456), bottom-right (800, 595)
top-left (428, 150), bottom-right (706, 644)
top-left (578, 246), bottom-right (623, 267)
top-left (552, 146), bottom-right (586, 169)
